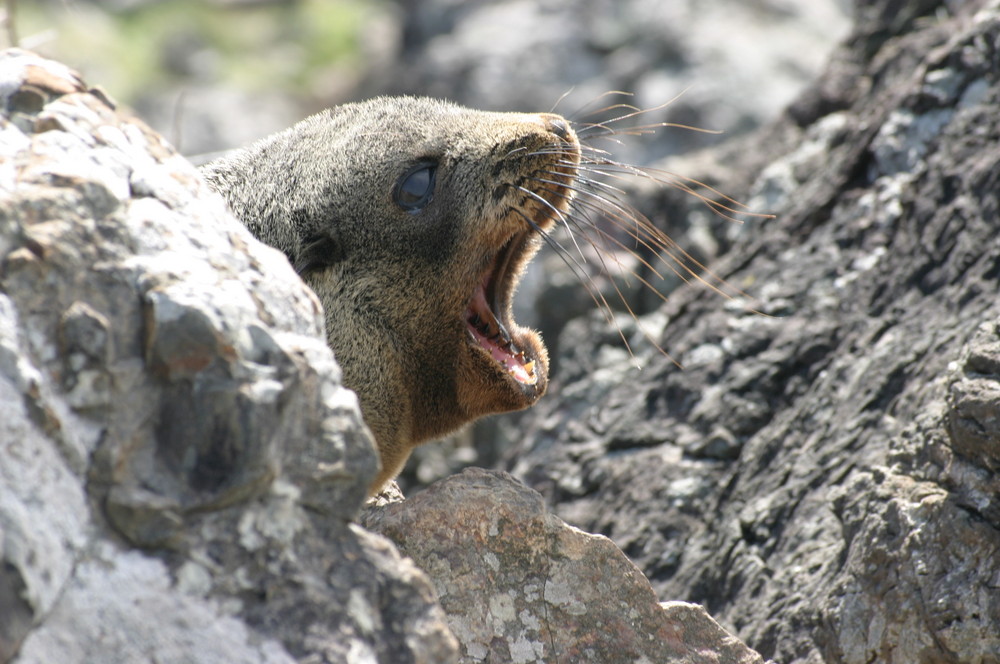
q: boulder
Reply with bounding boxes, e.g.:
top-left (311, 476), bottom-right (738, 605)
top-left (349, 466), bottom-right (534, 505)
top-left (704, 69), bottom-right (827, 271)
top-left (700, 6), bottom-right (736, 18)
top-left (362, 469), bottom-right (768, 664)
top-left (0, 48), bottom-right (456, 664)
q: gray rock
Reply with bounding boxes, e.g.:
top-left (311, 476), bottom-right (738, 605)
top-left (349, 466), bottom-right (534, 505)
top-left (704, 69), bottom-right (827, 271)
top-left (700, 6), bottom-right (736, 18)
top-left (504, 1), bottom-right (1000, 662)
top-left (0, 48), bottom-right (457, 664)
top-left (948, 320), bottom-right (1000, 476)
top-left (380, 0), bottom-right (851, 166)
top-left (362, 468), bottom-right (768, 664)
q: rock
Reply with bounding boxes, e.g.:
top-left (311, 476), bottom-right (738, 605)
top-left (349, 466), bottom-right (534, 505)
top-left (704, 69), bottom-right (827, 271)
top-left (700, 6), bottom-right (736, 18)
top-left (504, 0), bottom-right (1000, 662)
top-left (0, 48), bottom-right (457, 663)
top-left (362, 469), bottom-right (768, 664)
top-left (379, 0), bottom-right (850, 166)
top-left (948, 320), bottom-right (1000, 476)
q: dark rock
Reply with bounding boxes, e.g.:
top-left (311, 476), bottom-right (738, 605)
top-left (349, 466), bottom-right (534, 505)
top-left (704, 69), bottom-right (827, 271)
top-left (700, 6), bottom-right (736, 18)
top-left (504, 1), bottom-right (1000, 662)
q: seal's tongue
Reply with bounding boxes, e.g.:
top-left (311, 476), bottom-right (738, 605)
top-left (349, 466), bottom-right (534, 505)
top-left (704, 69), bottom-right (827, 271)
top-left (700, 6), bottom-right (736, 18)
top-left (466, 277), bottom-right (537, 385)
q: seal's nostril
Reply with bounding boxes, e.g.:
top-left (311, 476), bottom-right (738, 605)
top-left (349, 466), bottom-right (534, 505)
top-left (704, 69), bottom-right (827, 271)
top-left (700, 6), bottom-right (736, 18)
top-left (545, 116), bottom-right (571, 141)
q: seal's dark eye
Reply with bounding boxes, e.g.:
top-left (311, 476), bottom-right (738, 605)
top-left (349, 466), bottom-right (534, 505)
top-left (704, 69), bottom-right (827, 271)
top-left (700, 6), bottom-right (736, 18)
top-left (394, 161), bottom-right (437, 213)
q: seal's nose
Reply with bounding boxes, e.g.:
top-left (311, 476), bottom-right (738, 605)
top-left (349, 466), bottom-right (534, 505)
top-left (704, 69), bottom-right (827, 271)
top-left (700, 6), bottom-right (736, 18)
top-left (541, 114), bottom-right (572, 142)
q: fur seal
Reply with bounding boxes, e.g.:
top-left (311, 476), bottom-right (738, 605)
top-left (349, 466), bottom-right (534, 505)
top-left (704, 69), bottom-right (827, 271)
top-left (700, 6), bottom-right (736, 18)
top-left (201, 96), bottom-right (581, 492)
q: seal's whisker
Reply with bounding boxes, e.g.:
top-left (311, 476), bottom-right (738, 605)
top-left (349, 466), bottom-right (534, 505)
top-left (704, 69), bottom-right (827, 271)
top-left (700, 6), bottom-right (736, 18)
top-left (569, 176), bottom-right (632, 205)
top-left (576, 121), bottom-right (723, 141)
top-left (562, 195), bottom-right (701, 291)
top-left (533, 167), bottom-right (763, 310)
top-left (562, 91), bottom-right (637, 123)
top-left (531, 174), bottom-right (689, 285)
top-left (629, 165), bottom-right (773, 220)
top-left (554, 94), bottom-right (771, 359)
top-left (539, 196), bottom-right (684, 368)
top-left (531, 175), bottom-right (666, 260)
top-left (528, 181), bottom-right (705, 335)
top-left (528, 176), bottom-right (669, 281)
top-left (510, 191), bottom-right (661, 367)
top-left (573, 191), bottom-right (754, 303)
top-left (503, 145), bottom-right (531, 160)
top-left (510, 208), bottom-right (627, 347)
top-left (561, 199), bottom-right (670, 282)
top-left (548, 87), bottom-right (576, 114)
top-left (575, 163), bottom-right (753, 223)
top-left (606, 273), bottom-right (682, 369)
top-left (533, 171), bottom-right (621, 202)
top-left (528, 146), bottom-right (615, 161)
top-left (508, 203), bottom-right (591, 283)
top-left (585, 135), bottom-right (629, 149)
top-left (577, 144), bottom-right (615, 159)
top-left (577, 157), bottom-right (773, 222)
top-left (540, 167), bottom-right (629, 201)
top-left (515, 184), bottom-right (587, 261)
top-left (570, 89), bottom-right (694, 139)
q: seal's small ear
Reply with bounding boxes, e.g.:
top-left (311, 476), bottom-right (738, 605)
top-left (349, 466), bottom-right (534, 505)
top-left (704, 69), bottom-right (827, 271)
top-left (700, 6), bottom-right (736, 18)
top-left (294, 230), bottom-right (343, 276)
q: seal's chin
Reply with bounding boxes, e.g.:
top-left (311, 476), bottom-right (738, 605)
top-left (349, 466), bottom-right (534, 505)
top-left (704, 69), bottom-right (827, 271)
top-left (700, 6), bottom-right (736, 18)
top-left (464, 231), bottom-right (547, 399)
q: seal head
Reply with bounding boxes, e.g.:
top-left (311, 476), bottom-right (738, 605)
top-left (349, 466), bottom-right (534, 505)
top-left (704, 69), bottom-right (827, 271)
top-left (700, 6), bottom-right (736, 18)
top-left (202, 97), bottom-right (580, 491)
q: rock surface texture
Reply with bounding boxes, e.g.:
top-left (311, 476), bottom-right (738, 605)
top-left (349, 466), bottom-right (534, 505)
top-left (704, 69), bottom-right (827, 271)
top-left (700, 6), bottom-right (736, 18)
top-left (0, 49), bottom-right (457, 664)
top-left (0, 50), bottom-right (769, 664)
top-left (504, 1), bottom-right (1000, 663)
top-left (362, 469), bottom-right (766, 664)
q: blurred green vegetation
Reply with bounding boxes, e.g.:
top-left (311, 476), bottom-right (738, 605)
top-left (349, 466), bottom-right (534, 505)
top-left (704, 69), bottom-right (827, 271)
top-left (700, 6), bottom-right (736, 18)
top-left (17, 0), bottom-right (385, 104)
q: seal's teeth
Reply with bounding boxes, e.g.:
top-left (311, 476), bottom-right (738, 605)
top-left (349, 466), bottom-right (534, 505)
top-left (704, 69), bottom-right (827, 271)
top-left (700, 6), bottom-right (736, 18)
top-left (523, 360), bottom-right (535, 374)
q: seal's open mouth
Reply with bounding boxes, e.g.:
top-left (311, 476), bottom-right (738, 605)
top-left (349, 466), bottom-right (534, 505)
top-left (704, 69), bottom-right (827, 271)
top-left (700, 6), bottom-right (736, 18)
top-left (465, 230), bottom-right (539, 387)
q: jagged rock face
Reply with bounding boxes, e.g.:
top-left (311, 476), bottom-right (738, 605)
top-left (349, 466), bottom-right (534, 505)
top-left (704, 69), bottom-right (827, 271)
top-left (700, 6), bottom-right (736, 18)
top-left (0, 49), bottom-right (457, 664)
top-left (506, 1), bottom-right (1000, 662)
